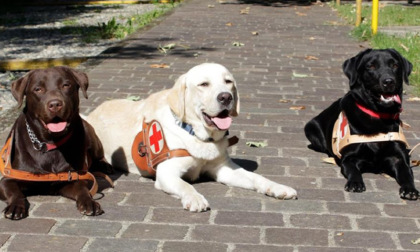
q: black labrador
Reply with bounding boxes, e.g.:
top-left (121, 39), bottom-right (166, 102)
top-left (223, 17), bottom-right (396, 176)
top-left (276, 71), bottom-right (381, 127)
top-left (0, 66), bottom-right (113, 220)
top-left (304, 48), bottom-right (418, 200)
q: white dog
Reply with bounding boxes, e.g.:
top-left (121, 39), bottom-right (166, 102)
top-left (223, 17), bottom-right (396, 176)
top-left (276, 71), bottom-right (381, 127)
top-left (86, 63), bottom-right (297, 211)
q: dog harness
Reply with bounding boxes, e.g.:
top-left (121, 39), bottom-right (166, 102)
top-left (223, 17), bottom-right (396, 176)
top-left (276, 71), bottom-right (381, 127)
top-left (131, 118), bottom-right (239, 177)
top-left (0, 131), bottom-right (111, 197)
top-left (332, 111), bottom-right (408, 159)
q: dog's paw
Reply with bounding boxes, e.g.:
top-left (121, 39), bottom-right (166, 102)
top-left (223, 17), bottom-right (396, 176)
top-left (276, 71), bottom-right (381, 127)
top-left (399, 186), bottom-right (419, 200)
top-left (3, 198), bottom-right (29, 220)
top-left (76, 196), bottom-right (104, 216)
top-left (344, 180), bottom-right (366, 193)
top-left (264, 184), bottom-right (298, 200)
top-left (182, 193), bottom-right (210, 212)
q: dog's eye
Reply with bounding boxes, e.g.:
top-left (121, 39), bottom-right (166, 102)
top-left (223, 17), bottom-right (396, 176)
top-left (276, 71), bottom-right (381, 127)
top-left (392, 63), bottom-right (399, 69)
top-left (34, 87), bottom-right (43, 93)
top-left (226, 80), bottom-right (233, 85)
top-left (63, 83), bottom-right (71, 89)
top-left (367, 64), bottom-right (376, 70)
top-left (199, 82), bottom-right (209, 87)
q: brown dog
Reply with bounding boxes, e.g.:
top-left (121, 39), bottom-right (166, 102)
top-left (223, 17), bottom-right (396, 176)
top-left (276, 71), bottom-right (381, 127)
top-left (0, 66), bottom-right (112, 220)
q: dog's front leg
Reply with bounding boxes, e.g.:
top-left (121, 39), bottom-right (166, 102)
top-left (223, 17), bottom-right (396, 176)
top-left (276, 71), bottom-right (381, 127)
top-left (59, 181), bottom-right (104, 216)
top-left (340, 157), bottom-right (366, 192)
top-left (0, 178), bottom-right (29, 220)
top-left (154, 159), bottom-right (210, 212)
top-left (209, 159), bottom-right (297, 199)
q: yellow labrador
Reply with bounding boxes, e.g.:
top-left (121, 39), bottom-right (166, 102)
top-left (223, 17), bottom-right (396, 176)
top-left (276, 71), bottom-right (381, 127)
top-left (86, 63), bottom-right (297, 211)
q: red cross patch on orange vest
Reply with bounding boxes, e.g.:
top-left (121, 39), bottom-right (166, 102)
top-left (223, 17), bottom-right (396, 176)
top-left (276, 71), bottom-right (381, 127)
top-left (131, 119), bottom-right (191, 177)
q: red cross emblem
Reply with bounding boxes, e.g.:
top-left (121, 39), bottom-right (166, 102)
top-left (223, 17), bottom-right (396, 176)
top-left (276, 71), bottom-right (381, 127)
top-left (149, 122), bottom-right (164, 154)
top-left (339, 113), bottom-right (348, 139)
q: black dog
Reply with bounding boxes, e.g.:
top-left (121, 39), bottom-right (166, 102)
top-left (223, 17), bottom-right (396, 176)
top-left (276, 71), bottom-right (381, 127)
top-left (304, 48), bottom-right (418, 200)
top-left (0, 66), bottom-right (113, 220)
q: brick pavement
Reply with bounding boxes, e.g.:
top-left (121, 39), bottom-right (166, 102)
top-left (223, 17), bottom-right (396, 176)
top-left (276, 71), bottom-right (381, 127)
top-left (1, 0), bottom-right (420, 251)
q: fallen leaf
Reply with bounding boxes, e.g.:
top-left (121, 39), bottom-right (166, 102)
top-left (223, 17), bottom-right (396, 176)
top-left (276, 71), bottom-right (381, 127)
top-left (208, 4), bottom-right (215, 7)
top-left (411, 238), bottom-right (420, 245)
top-left (411, 160), bottom-right (420, 167)
top-left (126, 96), bottom-right (141, 101)
top-left (305, 55), bottom-right (319, 60)
top-left (401, 121), bottom-right (411, 129)
top-left (290, 106), bottom-right (305, 110)
top-left (295, 12), bottom-right (307, 16)
top-left (158, 43), bottom-right (176, 53)
top-left (322, 157), bottom-right (336, 165)
top-left (226, 22), bottom-right (233, 26)
top-left (150, 63), bottom-right (170, 69)
top-left (308, 37), bottom-right (316, 40)
top-left (292, 72), bottom-right (308, 78)
top-left (240, 7), bottom-right (250, 14)
top-left (251, 31), bottom-right (259, 36)
top-left (407, 97), bottom-right (420, 102)
top-left (246, 141), bottom-right (267, 148)
top-left (336, 232), bottom-right (344, 236)
top-left (279, 99), bottom-right (291, 103)
top-left (400, 43), bottom-right (409, 52)
top-left (232, 41), bottom-right (245, 47)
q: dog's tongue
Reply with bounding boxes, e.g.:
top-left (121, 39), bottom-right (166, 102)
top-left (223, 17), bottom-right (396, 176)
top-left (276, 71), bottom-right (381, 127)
top-left (211, 116), bottom-right (232, 130)
top-left (46, 122), bottom-right (67, 133)
top-left (383, 94), bottom-right (401, 104)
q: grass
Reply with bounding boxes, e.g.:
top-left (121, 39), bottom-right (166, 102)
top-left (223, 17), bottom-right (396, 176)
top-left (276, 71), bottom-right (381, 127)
top-left (60, 2), bottom-right (177, 43)
top-left (331, 3), bottom-right (420, 92)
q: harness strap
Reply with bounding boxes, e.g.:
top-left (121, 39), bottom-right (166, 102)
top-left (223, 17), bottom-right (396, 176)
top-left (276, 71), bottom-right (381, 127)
top-left (332, 112), bottom-right (408, 159)
top-left (0, 131), bottom-right (105, 197)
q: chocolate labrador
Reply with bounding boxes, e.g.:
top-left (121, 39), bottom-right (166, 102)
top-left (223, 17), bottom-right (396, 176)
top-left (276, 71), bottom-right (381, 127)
top-left (304, 48), bottom-right (418, 200)
top-left (0, 66), bottom-right (113, 220)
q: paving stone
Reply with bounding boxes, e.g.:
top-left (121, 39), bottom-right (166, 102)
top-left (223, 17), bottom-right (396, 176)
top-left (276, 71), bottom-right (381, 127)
top-left (205, 196), bottom-right (262, 211)
top-left (54, 220), bottom-right (122, 237)
top-left (334, 231), bottom-right (396, 249)
top-left (121, 223), bottom-right (189, 240)
top-left (32, 202), bottom-right (85, 219)
top-left (96, 204), bottom-right (149, 222)
top-left (298, 247), bottom-right (368, 252)
top-left (190, 225), bottom-right (260, 244)
top-left (151, 208), bottom-right (211, 224)
top-left (161, 241), bottom-right (227, 252)
top-left (265, 199), bottom-right (325, 213)
top-left (214, 210), bottom-right (284, 227)
top-left (0, 234), bottom-right (10, 247)
top-left (7, 234), bottom-right (87, 252)
top-left (356, 216), bottom-right (419, 232)
top-left (290, 213), bottom-right (351, 230)
top-left (86, 238), bottom-right (159, 252)
top-left (233, 244), bottom-right (293, 252)
top-left (0, 218), bottom-right (56, 234)
top-left (327, 202), bottom-right (381, 216)
top-left (382, 203), bottom-right (420, 218)
top-left (265, 228), bottom-right (328, 246)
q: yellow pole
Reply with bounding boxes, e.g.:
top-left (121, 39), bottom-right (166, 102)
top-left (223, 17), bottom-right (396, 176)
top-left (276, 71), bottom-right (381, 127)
top-left (336, 0), bottom-right (340, 6)
top-left (371, 0), bottom-right (379, 34)
top-left (355, 0), bottom-right (362, 26)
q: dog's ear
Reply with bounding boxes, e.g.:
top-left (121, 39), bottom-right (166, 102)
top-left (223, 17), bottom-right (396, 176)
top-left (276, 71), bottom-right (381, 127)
top-left (60, 66), bottom-right (89, 99)
top-left (231, 79), bottom-right (240, 117)
top-left (342, 49), bottom-right (372, 88)
top-left (388, 48), bottom-right (413, 85)
top-left (11, 70), bottom-right (35, 108)
top-left (168, 74), bottom-right (187, 120)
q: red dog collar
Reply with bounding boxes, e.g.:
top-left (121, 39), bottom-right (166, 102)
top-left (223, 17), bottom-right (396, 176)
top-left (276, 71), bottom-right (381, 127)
top-left (356, 103), bottom-right (400, 120)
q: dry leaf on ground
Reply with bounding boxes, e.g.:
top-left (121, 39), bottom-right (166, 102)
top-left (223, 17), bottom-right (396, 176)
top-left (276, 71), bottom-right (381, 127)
top-left (290, 106), bottom-right (305, 110)
top-left (305, 55), bottom-right (319, 60)
top-left (150, 63), bottom-right (170, 69)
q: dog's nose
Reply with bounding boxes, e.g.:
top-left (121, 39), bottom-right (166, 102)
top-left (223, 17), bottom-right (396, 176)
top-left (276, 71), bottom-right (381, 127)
top-left (217, 92), bottom-right (233, 106)
top-left (382, 78), bottom-right (395, 87)
top-left (47, 99), bottom-right (63, 113)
